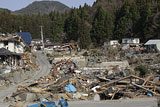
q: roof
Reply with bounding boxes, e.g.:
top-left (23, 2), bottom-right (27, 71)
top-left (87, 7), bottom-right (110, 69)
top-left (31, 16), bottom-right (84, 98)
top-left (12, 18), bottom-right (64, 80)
top-left (17, 32), bottom-right (32, 45)
top-left (0, 37), bottom-right (18, 42)
top-left (0, 48), bottom-right (21, 56)
top-left (0, 48), bottom-right (13, 56)
top-left (0, 34), bottom-right (8, 37)
top-left (122, 38), bottom-right (139, 40)
top-left (44, 42), bottom-right (61, 46)
top-left (32, 38), bottom-right (41, 41)
top-left (145, 40), bottom-right (160, 45)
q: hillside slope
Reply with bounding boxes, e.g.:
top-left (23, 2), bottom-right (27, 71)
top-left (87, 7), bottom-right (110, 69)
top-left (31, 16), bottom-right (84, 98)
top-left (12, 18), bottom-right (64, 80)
top-left (14, 1), bottom-right (70, 14)
top-left (0, 8), bottom-right (12, 13)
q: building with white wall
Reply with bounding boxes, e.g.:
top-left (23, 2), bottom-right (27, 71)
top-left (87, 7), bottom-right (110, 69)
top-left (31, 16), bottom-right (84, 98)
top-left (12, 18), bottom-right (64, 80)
top-left (145, 39), bottom-right (160, 52)
top-left (0, 38), bottom-right (24, 54)
top-left (122, 38), bottom-right (140, 50)
top-left (0, 35), bottom-right (25, 67)
top-left (122, 38), bottom-right (140, 44)
top-left (104, 40), bottom-right (119, 48)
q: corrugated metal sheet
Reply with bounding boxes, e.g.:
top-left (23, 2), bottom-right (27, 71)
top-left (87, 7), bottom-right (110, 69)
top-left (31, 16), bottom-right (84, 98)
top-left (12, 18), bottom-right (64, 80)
top-left (17, 32), bottom-right (32, 45)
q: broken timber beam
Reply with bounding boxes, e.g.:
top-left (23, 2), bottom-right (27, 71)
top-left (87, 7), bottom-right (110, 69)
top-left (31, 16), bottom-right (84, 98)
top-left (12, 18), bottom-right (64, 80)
top-left (132, 83), bottom-right (159, 96)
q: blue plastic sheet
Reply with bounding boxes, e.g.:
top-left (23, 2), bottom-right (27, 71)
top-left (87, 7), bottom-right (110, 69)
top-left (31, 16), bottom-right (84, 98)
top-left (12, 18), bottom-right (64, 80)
top-left (126, 53), bottom-right (131, 57)
top-left (27, 101), bottom-right (56, 107)
top-left (147, 93), bottom-right (153, 97)
top-left (65, 84), bottom-right (77, 93)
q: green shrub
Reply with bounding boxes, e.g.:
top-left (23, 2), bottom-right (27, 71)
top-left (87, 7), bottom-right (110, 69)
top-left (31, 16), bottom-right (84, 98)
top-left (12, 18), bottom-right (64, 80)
top-left (83, 51), bottom-right (89, 56)
top-left (25, 46), bottom-right (31, 52)
top-left (25, 67), bottom-right (30, 71)
top-left (134, 65), bottom-right (148, 77)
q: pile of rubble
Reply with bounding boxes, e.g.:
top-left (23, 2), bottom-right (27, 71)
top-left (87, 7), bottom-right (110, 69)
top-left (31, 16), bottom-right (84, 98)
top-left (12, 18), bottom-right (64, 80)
top-left (0, 51), bottom-right (38, 89)
top-left (21, 52), bottom-right (38, 69)
top-left (0, 76), bottom-right (12, 89)
top-left (158, 96), bottom-right (160, 107)
top-left (5, 57), bottom-right (160, 103)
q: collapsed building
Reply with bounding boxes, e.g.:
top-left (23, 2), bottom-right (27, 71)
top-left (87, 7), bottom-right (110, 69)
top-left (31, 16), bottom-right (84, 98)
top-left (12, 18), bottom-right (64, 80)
top-left (122, 38), bottom-right (140, 50)
top-left (0, 33), bottom-right (35, 74)
top-left (5, 50), bottom-right (160, 104)
top-left (0, 48), bottom-right (21, 67)
top-left (2, 36), bottom-right (160, 105)
top-left (0, 35), bottom-right (25, 69)
top-left (145, 39), bottom-right (160, 52)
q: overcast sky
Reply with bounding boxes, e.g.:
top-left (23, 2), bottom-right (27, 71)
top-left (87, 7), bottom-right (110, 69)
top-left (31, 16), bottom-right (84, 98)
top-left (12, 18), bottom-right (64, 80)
top-left (0, 0), bottom-right (96, 11)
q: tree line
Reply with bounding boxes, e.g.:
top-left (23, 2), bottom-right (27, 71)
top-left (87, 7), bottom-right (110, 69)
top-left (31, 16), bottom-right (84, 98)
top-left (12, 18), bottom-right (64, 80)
top-left (0, 0), bottom-right (160, 49)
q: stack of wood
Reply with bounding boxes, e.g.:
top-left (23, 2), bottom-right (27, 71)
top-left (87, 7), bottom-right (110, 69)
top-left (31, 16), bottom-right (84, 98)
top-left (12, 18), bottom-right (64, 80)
top-left (22, 52), bottom-right (38, 68)
top-left (92, 75), bottom-right (160, 100)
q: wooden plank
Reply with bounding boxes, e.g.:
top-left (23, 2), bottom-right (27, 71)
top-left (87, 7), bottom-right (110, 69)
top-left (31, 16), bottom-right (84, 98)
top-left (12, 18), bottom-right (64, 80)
top-left (142, 75), bottom-right (152, 86)
top-left (132, 83), bottom-right (159, 96)
top-left (111, 88), bottom-right (119, 100)
top-left (57, 79), bottom-right (69, 87)
top-left (102, 75), bottom-right (132, 87)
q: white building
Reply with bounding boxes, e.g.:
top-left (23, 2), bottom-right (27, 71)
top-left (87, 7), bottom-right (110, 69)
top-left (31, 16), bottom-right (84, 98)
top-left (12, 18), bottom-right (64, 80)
top-left (0, 38), bottom-right (24, 54)
top-left (104, 40), bottom-right (119, 48)
top-left (145, 39), bottom-right (160, 52)
top-left (122, 38), bottom-right (140, 50)
top-left (0, 35), bottom-right (26, 68)
top-left (122, 38), bottom-right (140, 44)
top-left (31, 38), bottom-right (42, 44)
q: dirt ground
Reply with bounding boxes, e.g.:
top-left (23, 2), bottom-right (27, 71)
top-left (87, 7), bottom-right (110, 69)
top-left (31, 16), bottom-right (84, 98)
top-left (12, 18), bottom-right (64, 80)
top-left (0, 97), bottom-right (157, 107)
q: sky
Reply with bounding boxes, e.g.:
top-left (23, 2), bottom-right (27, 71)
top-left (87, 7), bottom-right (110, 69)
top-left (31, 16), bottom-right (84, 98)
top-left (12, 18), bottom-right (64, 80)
top-left (0, 0), bottom-right (96, 11)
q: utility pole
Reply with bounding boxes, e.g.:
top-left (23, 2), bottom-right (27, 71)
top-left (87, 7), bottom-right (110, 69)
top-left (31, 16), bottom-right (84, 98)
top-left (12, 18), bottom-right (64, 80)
top-left (40, 26), bottom-right (44, 50)
top-left (19, 26), bottom-right (22, 32)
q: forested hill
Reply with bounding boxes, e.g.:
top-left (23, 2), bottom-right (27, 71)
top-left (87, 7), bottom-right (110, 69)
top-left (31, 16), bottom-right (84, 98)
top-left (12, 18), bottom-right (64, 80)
top-left (89, 0), bottom-right (160, 42)
top-left (14, 1), bottom-right (70, 14)
top-left (0, 8), bottom-right (12, 13)
top-left (0, 0), bottom-right (160, 49)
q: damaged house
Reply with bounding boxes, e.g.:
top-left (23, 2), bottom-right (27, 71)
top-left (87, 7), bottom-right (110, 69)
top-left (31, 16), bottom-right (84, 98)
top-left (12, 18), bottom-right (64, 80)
top-left (104, 40), bottom-right (120, 49)
top-left (145, 39), bottom-right (160, 52)
top-left (0, 48), bottom-right (21, 67)
top-left (122, 38), bottom-right (140, 50)
top-left (16, 32), bottom-right (32, 45)
top-left (0, 35), bottom-right (25, 68)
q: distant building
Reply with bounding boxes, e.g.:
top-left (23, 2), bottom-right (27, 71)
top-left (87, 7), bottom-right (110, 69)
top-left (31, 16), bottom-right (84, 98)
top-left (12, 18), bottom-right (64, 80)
top-left (45, 38), bottom-right (51, 43)
top-left (104, 40), bottom-right (119, 48)
top-left (17, 32), bottom-right (32, 45)
top-left (122, 38), bottom-right (140, 50)
top-left (122, 38), bottom-right (140, 44)
top-left (31, 38), bottom-right (42, 46)
top-left (145, 39), bottom-right (160, 52)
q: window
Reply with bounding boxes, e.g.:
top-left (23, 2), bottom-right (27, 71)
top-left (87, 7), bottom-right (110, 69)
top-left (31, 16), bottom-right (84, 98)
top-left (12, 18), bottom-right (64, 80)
top-left (124, 40), bottom-right (128, 43)
top-left (4, 41), bottom-right (8, 46)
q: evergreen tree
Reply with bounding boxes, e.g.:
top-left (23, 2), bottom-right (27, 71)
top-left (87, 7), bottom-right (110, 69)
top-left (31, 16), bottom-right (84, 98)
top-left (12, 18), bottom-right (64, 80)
top-left (104, 11), bottom-right (114, 40)
top-left (78, 20), bottom-right (91, 49)
top-left (64, 9), bottom-right (81, 41)
top-left (114, 1), bottom-right (133, 40)
top-left (91, 6), bottom-right (106, 45)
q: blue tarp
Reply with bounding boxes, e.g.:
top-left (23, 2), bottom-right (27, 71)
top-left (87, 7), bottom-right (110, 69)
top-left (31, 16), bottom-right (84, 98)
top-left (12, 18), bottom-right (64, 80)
top-left (126, 53), bottom-right (131, 57)
top-left (27, 101), bottom-right (56, 107)
top-left (65, 84), bottom-right (77, 93)
top-left (17, 32), bottom-right (32, 45)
